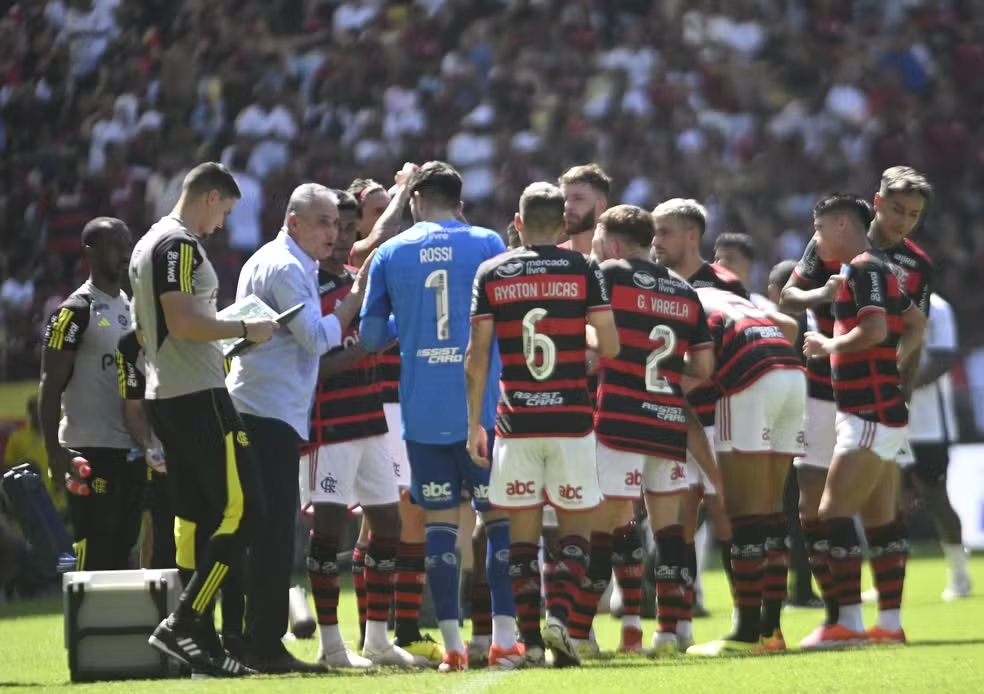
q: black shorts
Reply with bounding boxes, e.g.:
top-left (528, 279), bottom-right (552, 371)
top-left (146, 388), bottom-right (261, 543)
top-left (910, 442), bottom-right (949, 485)
top-left (69, 447), bottom-right (145, 571)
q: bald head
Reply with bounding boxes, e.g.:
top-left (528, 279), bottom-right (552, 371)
top-left (284, 183), bottom-right (340, 261)
top-left (81, 216), bottom-right (128, 248)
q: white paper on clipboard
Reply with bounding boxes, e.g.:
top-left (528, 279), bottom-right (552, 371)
top-left (215, 294), bottom-right (280, 353)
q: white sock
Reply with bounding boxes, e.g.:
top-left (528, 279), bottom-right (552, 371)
top-left (319, 622), bottom-right (344, 652)
top-left (492, 615), bottom-right (517, 649)
top-left (622, 614), bottom-right (642, 630)
top-left (677, 620), bottom-right (693, 639)
top-left (877, 608), bottom-right (902, 632)
top-left (942, 544), bottom-right (969, 575)
top-left (364, 620), bottom-right (389, 649)
top-left (588, 625), bottom-right (596, 643)
top-left (694, 521), bottom-right (708, 602)
top-left (439, 619), bottom-right (466, 654)
top-left (837, 604), bottom-right (864, 633)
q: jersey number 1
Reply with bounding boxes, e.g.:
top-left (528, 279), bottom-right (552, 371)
top-left (645, 325), bottom-right (677, 394)
top-left (424, 269), bottom-right (450, 341)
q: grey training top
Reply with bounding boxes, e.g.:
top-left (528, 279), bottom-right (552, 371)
top-left (128, 216), bottom-right (226, 399)
top-left (42, 281), bottom-right (135, 450)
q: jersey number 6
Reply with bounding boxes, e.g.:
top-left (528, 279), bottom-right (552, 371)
top-left (645, 325), bottom-right (677, 394)
top-left (522, 308), bottom-right (557, 382)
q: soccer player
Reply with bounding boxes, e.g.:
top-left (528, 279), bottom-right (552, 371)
top-left (130, 162), bottom-right (277, 676)
top-left (651, 199), bottom-right (745, 616)
top-left (713, 233), bottom-right (774, 309)
top-left (686, 287), bottom-right (806, 656)
top-left (901, 293), bottom-right (971, 600)
top-left (299, 189), bottom-right (418, 668)
top-left (784, 171), bottom-right (934, 644)
top-left (800, 193), bottom-right (927, 647)
top-left (39, 217), bottom-right (144, 572)
top-left (559, 164), bottom-right (611, 256)
top-left (359, 161), bottom-right (515, 672)
top-left (466, 182), bottom-right (620, 667)
top-left (590, 205), bottom-right (720, 656)
top-left (766, 260), bottom-right (824, 608)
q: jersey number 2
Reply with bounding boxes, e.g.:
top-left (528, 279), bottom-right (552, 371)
top-left (522, 308), bottom-right (557, 381)
top-left (645, 325), bottom-right (677, 394)
top-left (424, 269), bottom-right (450, 341)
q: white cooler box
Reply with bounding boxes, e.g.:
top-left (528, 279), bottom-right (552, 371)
top-left (63, 569), bottom-right (186, 682)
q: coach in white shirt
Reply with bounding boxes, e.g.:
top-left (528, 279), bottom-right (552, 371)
top-left (227, 183), bottom-right (367, 672)
top-left (901, 293), bottom-right (971, 600)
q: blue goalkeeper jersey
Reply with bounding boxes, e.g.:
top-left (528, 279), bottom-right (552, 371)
top-left (360, 219), bottom-right (504, 444)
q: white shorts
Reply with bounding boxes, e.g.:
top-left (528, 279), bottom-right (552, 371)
top-left (895, 433), bottom-right (914, 467)
top-left (300, 435), bottom-right (401, 510)
top-left (833, 412), bottom-right (909, 462)
top-left (794, 397), bottom-right (837, 470)
top-left (383, 403), bottom-right (411, 488)
top-left (686, 426), bottom-right (718, 496)
top-left (489, 433), bottom-right (602, 512)
top-left (716, 368), bottom-right (807, 456)
top-left (542, 506), bottom-right (558, 528)
top-left (597, 443), bottom-right (689, 498)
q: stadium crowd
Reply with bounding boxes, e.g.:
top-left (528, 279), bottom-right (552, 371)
top-left (4, 0), bottom-right (984, 380)
top-left (0, 0), bottom-right (977, 681)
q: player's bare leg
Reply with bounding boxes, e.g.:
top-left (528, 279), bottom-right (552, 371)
top-left (393, 492), bottom-right (442, 665)
top-left (860, 463), bottom-right (909, 644)
top-left (801, 448), bottom-right (887, 650)
top-left (689, 451), bottom-right (773, 656)
top-left (645, 491), bottom-right (688, 657)
top-left (352, 516), bottom-right (370, 650)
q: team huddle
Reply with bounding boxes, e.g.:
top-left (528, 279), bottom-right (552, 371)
top-left (40, 159), bottom-right (958, 678)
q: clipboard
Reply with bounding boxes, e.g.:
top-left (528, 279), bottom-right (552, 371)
top-left (223, 302), bottom-right (305, 359)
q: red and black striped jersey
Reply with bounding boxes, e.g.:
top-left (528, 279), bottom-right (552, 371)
top-left (556, 240), bottom-right (599, 407)
top-left (595, 259), bottom-right (713, 461)
top-left (471, 245), bottom-right (610, 438)
top-left (303, 266), bottom-right (386, 452)
top-left (882, 238), bottom-right (933, 317)
top-left (377, 344), bottom-right (401, 403)
top-left (696, 287), bottom-right (803, 395)
top-left (791, 237), bottom-right (840, 402)
top-left (831, 250), bottom-right (914, 426)
top-left (685, 262), bottom-right (750, 426)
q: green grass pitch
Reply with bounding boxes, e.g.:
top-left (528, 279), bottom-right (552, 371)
top-left (1, 553), bottom-right (982, 693)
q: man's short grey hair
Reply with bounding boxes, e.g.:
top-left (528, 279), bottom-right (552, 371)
top-left (284, 183), bottom-right (338, 226)
top-left (652, 198), bottom-right (708, 236)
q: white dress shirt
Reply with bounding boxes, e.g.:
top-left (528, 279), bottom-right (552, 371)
top-left (227, 231), bottom-right (343, 439)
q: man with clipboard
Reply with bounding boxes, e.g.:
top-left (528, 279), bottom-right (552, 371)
top-left (226, 183), bottom-right (368, 673)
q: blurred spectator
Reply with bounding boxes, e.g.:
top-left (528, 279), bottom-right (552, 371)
top-left (2, 397), bottom-right (63, 511)
top-left (0, 0), bottom-right (982, 397)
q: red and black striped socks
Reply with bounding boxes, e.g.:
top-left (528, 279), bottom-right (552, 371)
top-left (728, 515), bottom-right (766, 643)
top-left (568, 532), bottom-right (612, 640)
top-left (866, 518), bottom-right (908, 632)
top-left (612, 523), bottom-right (644, 625)
top-left (653, 524), bottom-right (688, 633)
top-left (394, 542), bottom-right (426, 644)
top-left (509, 542), bottom-right (543, 646)
top-left (761, 512), bottom-right (789, 636)
top-left (351, 542), bottom-right (368, 648)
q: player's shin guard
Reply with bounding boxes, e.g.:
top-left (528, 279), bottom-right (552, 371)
top-left (728, 516), bottom-right (766, 642)
top-left (761, 513), bottom-right (789, 636)
top-left (825, 517), bottom-right (864, 632)
top-left (866, 518), bottom-right (909, 631)
top-left (547, 536), bottom-right (589, 625)
top-left (682, 542), bottom-right (697, 618)
top-left (801, 517), bottom-right (838, 624)
top-left (568, 532), bottom-right (612, 640)
top-left (653, 524), bottom-right (688, 634)
top-left (425, 523), bottom-right (464, 651)
top-left (612, 523), bottom-right (644, 627)
top-left (307, 536), bottom-right (340, 627)
top-left (394, 542), bottom-right (426, 643)
top-left (510, 542), bottom-right (543, 646)
top-left (485, 518), bottom-right (516, 647)
top-left (352, 543), bottom-right (368, 647)
top-left (365, 536), bottom-right (399, 647)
